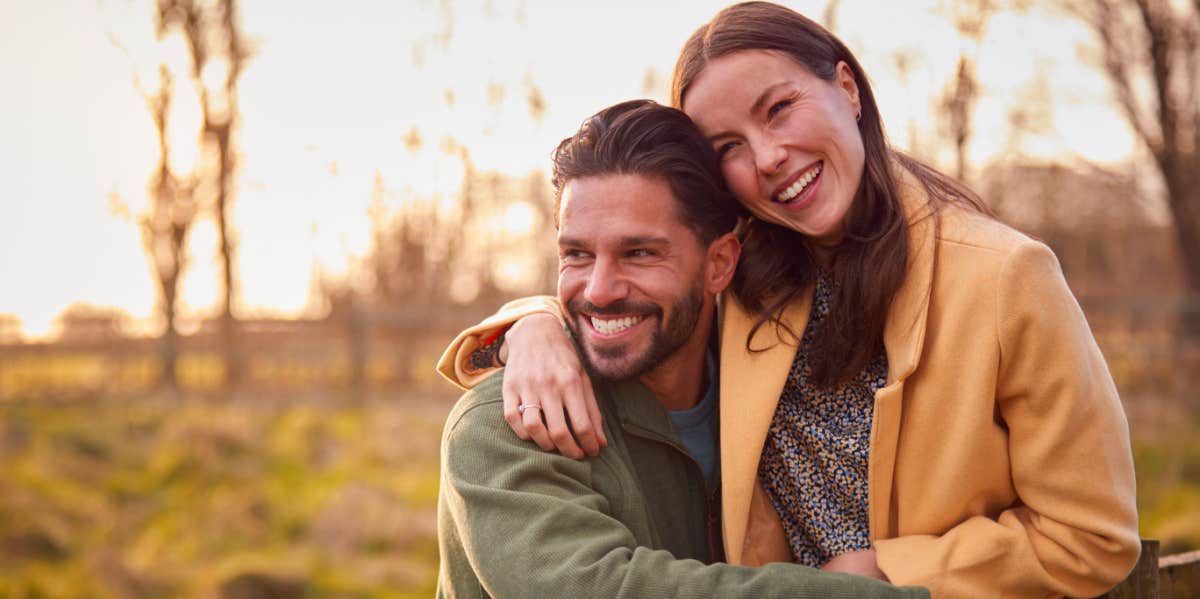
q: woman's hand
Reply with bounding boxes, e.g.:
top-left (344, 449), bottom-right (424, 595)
top-left (500, 313), bottom-right (608, 460)
top-left (821, 549), bottom-right (888, 581)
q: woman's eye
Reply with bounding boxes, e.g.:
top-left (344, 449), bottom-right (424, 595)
top-left (767, 99), bottom-right (792, 119)
top-left (715, 141), bottom-right (738, 157)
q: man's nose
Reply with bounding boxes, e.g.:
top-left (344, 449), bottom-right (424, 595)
top-left (583, 257), bottom-right (628, 307)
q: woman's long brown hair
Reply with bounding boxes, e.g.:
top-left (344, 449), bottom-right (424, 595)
top-left (672, 1), bottom-right (987, 386)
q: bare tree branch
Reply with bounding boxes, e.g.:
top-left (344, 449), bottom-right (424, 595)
top-left (1067, 0), bottom-right (1200, 320)
top-left (1091, 0), bottom-right (1162, 157)
top-left (1135, 0), bottom-right (1177, 164)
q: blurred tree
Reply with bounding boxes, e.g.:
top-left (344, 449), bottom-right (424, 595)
top-left (154, 0), bottom-right (252, 387)
top-left (526, 170), bottom-right (558, 294)
top-left (0, 315), bottom-right (22, 345)
top-left (524, 72), bottom-right (547, 125)
top-left (823, 0), bottom-right (841, 33)
top-left (1064, 0), bottom-right (1200, 328)
top-left (888, 48), bottom-right (931, 160)
top-left (940, 56), bottom-right (979, 181)
top-left (641, 67), bottom-right (663, 100)
top-left (937, 0), bottom-right (997, 182)
top-left (141, 65), bottom-right (197, 390)
top-left (55, 304), bottom-right (134, 345)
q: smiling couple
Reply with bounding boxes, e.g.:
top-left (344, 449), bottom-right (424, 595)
top-left (435, 3), bottom-right (1140, 598)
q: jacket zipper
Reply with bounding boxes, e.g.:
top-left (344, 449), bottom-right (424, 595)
top-left (621, 425), bottom-right (724, 563)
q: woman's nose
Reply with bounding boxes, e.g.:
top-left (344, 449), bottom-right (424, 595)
top-left (753, 132), bottom-right (787, 176)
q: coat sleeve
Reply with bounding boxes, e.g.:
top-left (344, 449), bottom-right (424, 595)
top-left (435, 295), bottom-right (565, 390)
top-left (874, 240), bottom-right (1140, 598)
top-left (440, 384), bottom-right (930, 599)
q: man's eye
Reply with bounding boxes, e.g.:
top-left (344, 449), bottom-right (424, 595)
top-left (628, 249), bottom-right (657, 258)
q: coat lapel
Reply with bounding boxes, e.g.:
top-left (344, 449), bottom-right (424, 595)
top-left (870, 168), bottom-right (938, 539)
top-left (718, 289), bottom-right (812, 565)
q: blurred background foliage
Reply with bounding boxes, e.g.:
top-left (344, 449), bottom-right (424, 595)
top-left (2, 0), bottom-right (1199, 596)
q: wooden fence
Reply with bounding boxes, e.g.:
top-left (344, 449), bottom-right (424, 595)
top-left (1097, 540), bottom-right (1200, 598)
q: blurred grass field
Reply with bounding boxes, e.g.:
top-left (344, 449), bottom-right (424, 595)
top-left (0, 334), bottom-right (1197, 598)
top-left (0, 388), bottom-right (454, 598)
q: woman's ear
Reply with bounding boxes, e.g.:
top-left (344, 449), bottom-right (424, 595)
top-left (704, 232), bottom-right (741, 294)
top-left (835, 60), bottom-right (861, 119)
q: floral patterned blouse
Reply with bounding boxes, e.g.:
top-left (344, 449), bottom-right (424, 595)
top-left (757, 269), bottom-right (888, 567)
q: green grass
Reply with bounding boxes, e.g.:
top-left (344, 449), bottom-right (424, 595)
top-left (0, 386), bottom-right (1195, 598)
top-left (1132, 413), bottom-right (1200, 555)
top-left (0, 393), bottom-right (450, 598)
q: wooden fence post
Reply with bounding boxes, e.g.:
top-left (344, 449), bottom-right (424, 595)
top-left (1159, 549), bottom-right (1200, 599)
top-left (1099, 539), bottom-right (1159, 598)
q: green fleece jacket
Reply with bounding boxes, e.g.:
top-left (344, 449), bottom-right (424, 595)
top-left (436, 371), bottom-right (930, 599)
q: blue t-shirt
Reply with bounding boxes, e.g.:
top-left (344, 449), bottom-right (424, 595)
top-left (668, 351), bottom-right (718, 485)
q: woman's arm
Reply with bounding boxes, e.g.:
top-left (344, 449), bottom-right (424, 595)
top-left (436, 295), bottom-right (562, 387)
top-left (437, 295), bottom-right (607, 459)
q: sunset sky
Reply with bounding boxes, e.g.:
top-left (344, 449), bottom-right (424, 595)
top-left (1, 0), bottom-right (1137, 339)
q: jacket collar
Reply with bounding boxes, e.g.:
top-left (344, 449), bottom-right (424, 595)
top-left (606, 379), bottom-right (681, 445)
top-left (883, 164), bottom-right (938, 384)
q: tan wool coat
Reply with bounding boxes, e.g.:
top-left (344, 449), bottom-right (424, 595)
top-left (437, 169), bottom-right (1140, 598)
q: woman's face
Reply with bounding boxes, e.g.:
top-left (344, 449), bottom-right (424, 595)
top-left (682, 50), bottom-right (864, 245)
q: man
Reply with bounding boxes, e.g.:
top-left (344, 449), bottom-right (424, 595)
top-left (436, 100), bottom-right (927, 598)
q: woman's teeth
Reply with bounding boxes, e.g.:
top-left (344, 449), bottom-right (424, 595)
top-left (775, 163), bottom-right (822, 203)
top-left (591, 315), bottom-right (644, 335)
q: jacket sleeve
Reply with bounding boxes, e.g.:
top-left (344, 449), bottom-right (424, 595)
top-left (874, 240), bottom-right (1140, 598)
top-left (435, 295), bottom-right (565, 390)
top-left (440, 386), bottom-right (930, 599)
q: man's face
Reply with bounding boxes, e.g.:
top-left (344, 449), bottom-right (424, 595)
top-left (557, 174), bottom-right (709, 382)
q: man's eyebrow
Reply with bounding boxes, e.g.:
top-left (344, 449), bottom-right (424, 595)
top-left (557, 235), bottom-right (671, 247)
top-left (705, 81), bottom-right (792, 143)
top-left (617, 235), bottom-right (670, 247)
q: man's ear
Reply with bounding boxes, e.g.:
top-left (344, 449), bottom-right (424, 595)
top-left (704, 232), bottom-right (740, 295)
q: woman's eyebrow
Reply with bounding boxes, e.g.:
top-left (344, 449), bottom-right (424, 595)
top-left (704, 81), bottom-right (793, 143)
top-left (749, 81), bottom-right (792, 115)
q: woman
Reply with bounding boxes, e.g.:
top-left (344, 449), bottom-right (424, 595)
top-left (437, 3), bottom-right (1140, 597)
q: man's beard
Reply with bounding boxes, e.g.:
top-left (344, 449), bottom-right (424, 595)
top-left (565, 283), bottom-right (704, 383)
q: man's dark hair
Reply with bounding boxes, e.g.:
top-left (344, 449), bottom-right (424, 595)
top-left (550, 99), bottom-right (744, 245)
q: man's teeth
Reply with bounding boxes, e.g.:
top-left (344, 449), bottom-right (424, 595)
top-left (591, 315), bottom-right (644, 335)
top-left (775, 163), bottom-right (823, 202)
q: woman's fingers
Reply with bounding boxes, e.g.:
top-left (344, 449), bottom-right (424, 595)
top-left (540, 393), bottom-right (585, 460)
top-left (499, 311), bottom-right (600, 460)
top-left (501, 378), bottom-right (530, 441)
top-left (518, 393), bottom-right (584, 459)
top-left (583, 371), bottom-right (607, 448)
top-left (563, 370), bottom-right (605, 455)
top-left (520, 395), bottom-right (556, 452)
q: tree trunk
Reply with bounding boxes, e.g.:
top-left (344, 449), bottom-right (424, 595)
top-left (215, 124), bottom-right (239, 389)
top-left (162, 277), bottom-right (179, 391)
top-left (1162, 166), bottom-right (1200, 336)
top-left (215, 0), bottom-right (243, 391)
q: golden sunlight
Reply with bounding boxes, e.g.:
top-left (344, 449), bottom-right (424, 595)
top-left (2, 0), bottom-right (1143, 340)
